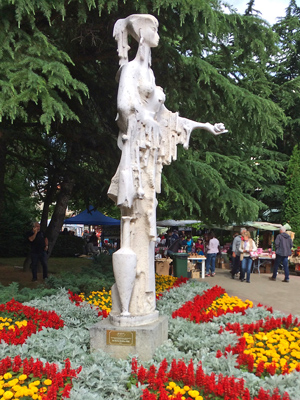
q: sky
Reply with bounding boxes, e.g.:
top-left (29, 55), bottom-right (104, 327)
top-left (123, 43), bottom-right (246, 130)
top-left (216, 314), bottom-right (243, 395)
top-left (230, 0), bottom-right (299, 25)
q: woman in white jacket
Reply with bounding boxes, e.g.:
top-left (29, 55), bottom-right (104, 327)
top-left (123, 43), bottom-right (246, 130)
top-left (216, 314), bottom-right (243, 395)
top-left (239, 231), bottom-right (257, 283)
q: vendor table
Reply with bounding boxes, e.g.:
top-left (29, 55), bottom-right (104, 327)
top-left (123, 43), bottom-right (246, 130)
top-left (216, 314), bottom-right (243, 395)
top-left (288, 256), bottom-right (300, 275)
top-left (188, 257), bottom-right (207, 279)
top-left (253, 255), bottom-right (275, 274)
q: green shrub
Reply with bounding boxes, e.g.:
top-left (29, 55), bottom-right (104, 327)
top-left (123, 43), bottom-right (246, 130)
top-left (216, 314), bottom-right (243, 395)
top-left (45, 254), bottom-right (115, 293)
top-left (0, 282), bottom-right (59, 304)
top-left (0, 215), bottom-right (32, 257)
top-left (51, 235), bottom-right (85, 257)
top-left (0, 254), bottom-right (115, 303)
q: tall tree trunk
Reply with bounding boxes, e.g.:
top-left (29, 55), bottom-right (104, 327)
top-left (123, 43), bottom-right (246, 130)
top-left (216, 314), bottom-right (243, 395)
top-left (46, 176), bottom-right (75, 256)
top-left (0, 132), bottom-right (7, 219)
top-left (40, 175), bottom-right (59, 232)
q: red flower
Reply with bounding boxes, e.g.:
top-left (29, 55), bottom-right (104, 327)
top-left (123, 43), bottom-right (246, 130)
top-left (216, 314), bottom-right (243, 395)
top-left (216, 350), bottom-right (223, 358)
top-left (131, 358), bottom-right (290, 400)
top-left (172, 286), bottom-right (252, 324)
top-left (0, 356), bottom-right (81, 400)
top-left (0, 299), bottom-right (64, 345)
top-left (223, 315), bottom-right (300, 377)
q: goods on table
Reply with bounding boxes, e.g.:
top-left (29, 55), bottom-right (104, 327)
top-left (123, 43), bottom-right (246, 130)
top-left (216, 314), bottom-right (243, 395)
top-left (188, 253), bottom-right (205, 258)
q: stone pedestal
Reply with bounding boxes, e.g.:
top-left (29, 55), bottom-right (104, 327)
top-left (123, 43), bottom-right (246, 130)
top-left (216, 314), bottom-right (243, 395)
top-left (90, 315), bottom-right (168, 361)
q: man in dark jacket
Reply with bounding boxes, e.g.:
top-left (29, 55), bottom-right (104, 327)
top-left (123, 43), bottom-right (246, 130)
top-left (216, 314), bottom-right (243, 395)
top-left (269, 226), bottom-right (293, 282)
top-left (231, 227), bottom-right (246, 279)
top-left (27, 222), bottom-right (48, 282)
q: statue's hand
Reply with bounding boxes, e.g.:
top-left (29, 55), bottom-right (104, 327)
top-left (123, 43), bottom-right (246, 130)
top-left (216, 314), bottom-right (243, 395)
top-left (182, 119), bottom-right (227, 136)
top-left (212, 123), bottom-right (227, 135)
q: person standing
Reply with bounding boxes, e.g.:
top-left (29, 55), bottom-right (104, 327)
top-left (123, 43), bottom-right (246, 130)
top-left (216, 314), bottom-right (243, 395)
top-left (239, 231), bottom-right (257, 283)
top-left (27, 222), bottom-right (48, 282)
top-left (195, 238), bottom-right (204, 254)
top-left (186, 235), bottom-right (193, 253)
top-left (87, 231), bottom-right (99, 254)
top-left (231, 227), bottom-right (246, 279)
top-left (269, 226), bottom-right (293, 282)
top-left (205, 232), bottom-right (220, 277)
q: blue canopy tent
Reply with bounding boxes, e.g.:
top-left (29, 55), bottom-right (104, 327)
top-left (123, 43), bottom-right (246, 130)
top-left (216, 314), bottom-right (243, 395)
top-left (64, 206), bottom-right (120, 226)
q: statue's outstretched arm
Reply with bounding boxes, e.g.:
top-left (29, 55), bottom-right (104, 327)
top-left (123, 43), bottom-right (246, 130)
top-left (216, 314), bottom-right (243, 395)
top-left (182, 119), bottom-right (227, 136)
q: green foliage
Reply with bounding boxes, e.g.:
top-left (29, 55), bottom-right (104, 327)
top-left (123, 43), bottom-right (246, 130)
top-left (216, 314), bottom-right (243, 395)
top-left (0, 0), bottom-right (298, 234)
top-left (0, 13), bottom-right (88, 131)
top-left (0, 170), bottom-right (38, 257)
top-left (0, 254), bottom-right (114, 303)
top-left (0, 282), bottom-right (58, 304)
top-left (51, 234), bottom-right (85, 257)
top-left (283, 144), bottom-right (300, 247)
top-left (272, 1), bottom-right (300, 153)
top-left (46, 254), bottom-right (115, 293)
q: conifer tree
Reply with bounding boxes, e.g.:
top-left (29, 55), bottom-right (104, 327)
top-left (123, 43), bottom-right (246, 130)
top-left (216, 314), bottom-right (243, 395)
top-left (272, 0), bottom-right (300, 153)
top-left (283, 144), bottom-right (300, 246)
top-left (0, 0), bottom-right (293, 252)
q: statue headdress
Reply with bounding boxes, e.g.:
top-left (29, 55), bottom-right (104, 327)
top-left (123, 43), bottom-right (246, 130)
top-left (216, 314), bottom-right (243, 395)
top-left (113, 14), bottom-right (158, 67)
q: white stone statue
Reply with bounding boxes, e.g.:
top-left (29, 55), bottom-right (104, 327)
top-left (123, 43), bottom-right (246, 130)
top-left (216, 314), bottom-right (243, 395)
top-left (108, 14), bottom-right (227, 326)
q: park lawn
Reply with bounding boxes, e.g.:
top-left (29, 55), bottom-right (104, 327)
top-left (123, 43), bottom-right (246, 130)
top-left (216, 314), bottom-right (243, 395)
top-left (0, 257), bottom-right (93, 288)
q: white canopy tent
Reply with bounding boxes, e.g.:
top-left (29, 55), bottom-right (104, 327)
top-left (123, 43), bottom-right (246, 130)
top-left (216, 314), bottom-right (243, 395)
top-left (156, 220), bottom-right (201, 227)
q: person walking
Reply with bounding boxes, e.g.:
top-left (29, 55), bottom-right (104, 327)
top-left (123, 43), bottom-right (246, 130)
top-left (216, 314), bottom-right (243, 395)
top-left (231, 227), bottom-right (246, 279)
top-left (205, 232), bottom-right (220, 277)
top-left (269, 226), bottom-right (293, 282)
top-left (239, 230), bottom-right (257, 283)
top-left (27, 222), bottom-right (48, 282)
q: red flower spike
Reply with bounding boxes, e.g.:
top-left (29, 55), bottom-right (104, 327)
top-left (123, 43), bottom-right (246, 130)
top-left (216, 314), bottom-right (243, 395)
top-left (168, 359), bottom-right (179, 381)
top-left (131, 358), bottom-right (138, 375)
top-left (138, 365), bottom-right (147, 384)
top-left (142, 388), bottom-right (157, 400)
top-left (186, 359), bottom-right (195, 386)
top-left (216, 350), bottom-right (223, 358)
top-left (177, 360), bottom-right (188, 384)
top-left (156, 359), bottom-right (168, 384)
top-left (242, 388), bottom-right (251, 400)
top-left (147, 365), bottom-right (157, 389)
top-left (134, 357), bottom-right (290, 400)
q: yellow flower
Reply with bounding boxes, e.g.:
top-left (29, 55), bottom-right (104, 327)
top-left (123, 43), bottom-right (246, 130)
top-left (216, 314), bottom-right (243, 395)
top-left (29, 380), bottom-right (40, 387)
top-left (3, 391), bottom-right (14, 399)
top-left (188, 389), bottom-right (200, 398)
top-left (43, 379), bottom-right (52, 386)
top-left (173, 387), bottom-right (181, 395)
top-left (3, 374), bottom-right (12, 380)
top-left (18, 374), bottom-right (27, 381)
top-left (7, 379), bottom-right (18, 387)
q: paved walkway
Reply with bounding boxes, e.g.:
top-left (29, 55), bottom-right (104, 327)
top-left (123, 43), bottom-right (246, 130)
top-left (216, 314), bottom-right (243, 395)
top-left (199, 268), bottom-right (300, 317)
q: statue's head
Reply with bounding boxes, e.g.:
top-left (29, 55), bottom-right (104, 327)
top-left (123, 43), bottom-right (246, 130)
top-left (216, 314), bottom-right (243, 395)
top-left (113, 14), bottom-right (159, 66)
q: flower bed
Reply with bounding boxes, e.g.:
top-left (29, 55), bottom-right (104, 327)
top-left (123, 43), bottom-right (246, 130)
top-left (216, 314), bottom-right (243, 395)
top-left (129, 358), bottom-right (290, 400)
top-left (0, 356), bottom-right (81, 399)
top-left (156, 276), bottom-right (189, 299)
top-left (0, 299), bottom-right (64, 345)
top-left (222, 315), bottom-right (300, 376)
top-left (172, 286), bottom-right (253, 323)
top-left (1, 280), bottom-right (299, 399)
top-left (68, 275), bottom-right (188, 317)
